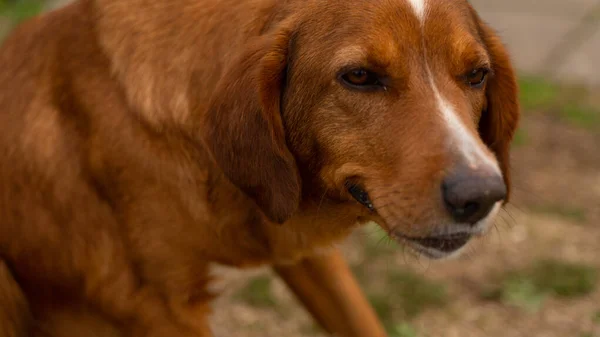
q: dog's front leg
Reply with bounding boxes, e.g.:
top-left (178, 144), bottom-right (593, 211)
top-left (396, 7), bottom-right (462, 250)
top-left (273, 249), bottom-right (387, 337)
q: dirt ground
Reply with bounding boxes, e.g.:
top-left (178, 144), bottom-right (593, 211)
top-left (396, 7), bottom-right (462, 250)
top-left (207, 110), bottom-right (600, 337)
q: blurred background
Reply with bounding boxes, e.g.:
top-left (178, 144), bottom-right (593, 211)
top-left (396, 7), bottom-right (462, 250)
top-left (2, 0), bottom-right (599, 336)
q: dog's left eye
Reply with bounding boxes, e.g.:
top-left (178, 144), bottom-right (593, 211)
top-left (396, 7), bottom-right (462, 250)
top-left (466, 68), bottom-right (489, 88)
top-left (340, 69), bottom-right (383, 90)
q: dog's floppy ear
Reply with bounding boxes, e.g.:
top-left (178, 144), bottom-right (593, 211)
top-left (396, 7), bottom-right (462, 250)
top-left (201, 24), bottom-right (300, 224)
top-left (476, 18), bottom-right (521, 198)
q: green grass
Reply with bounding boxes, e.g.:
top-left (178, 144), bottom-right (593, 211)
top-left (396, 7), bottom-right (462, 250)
top-left (391, 322), bottom-right (419, 337)
top-left (368, 293), bottom-right (395, 327)
top-left (593, 310), bottom-right (600, 324)
top-left (531, 203), bottom-right (588, 223)
top-left (512, 127), bottom-right (529, 147)
top-left (532, 260), bottom-right (598, 297)
top-left (234, 275), bottom-right (277, 308)
top-left (365, 270), bottom-right (447, 334)
top-left (484, 259), bottom-right (598, 311)
top-left (518, 76), bottom-right (560, 110)
top-left (517, 75), bottom-right (600, 130)
top-left (389, 270), bottom-right (448, 318)
top-left (0, 0), bottom-right (44, 22)
top-left (367, 296), bottom-right (421, 337)
top-left (559, 103), bottom-right (600, 130)
top-left (299, 322), bottom-right (323, 336)
top-left (498, 275), bottom-right (547, 312)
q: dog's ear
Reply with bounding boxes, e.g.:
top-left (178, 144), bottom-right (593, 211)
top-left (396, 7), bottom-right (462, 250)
top-left (201, 24), bottom-right (300, 224)
top-left (476, 19), bottom-right (521, 199)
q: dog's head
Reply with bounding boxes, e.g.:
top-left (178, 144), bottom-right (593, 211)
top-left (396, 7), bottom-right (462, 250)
top-left (202, 0), bottom-right (519, 258)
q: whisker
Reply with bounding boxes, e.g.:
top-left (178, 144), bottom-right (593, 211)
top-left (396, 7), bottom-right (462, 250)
top-left (492, 215), bottom-right (507, 233)
top-left (500, 208), bottom-right (519, 227)
top-left (462, 242), bottom-right (478, 262)
top-left (492, 219), bottom-right (505, 247)
top-left (496, 212), bottom-right (511, 229)
top-left (512, 184), bottom-right (549, 204)
top-left (504, 202), bottom-right (528, 217)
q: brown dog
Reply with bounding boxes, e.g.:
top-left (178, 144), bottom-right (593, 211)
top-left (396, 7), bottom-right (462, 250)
top-left (0, 0), bottom-right (519, 336)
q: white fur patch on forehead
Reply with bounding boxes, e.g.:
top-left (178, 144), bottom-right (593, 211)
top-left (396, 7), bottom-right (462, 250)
top-left (407, 0), bottom-right (427, 21)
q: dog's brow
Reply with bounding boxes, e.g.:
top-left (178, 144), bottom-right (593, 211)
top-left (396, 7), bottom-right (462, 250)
top-left (333, 46), bottom-right (368, 67)
top-left (453, 37), bottom-right (492, 69)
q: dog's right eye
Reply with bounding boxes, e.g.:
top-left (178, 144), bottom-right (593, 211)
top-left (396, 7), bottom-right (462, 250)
top-left (340, 69), bottom-right (384, 90)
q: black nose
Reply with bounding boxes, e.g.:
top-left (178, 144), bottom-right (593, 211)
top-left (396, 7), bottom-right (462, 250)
top-left (442, 169), bottom-right (507, 225)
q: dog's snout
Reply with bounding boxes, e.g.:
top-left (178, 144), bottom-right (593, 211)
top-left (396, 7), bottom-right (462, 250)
top-left (442, 168), bottom-right (506, 225)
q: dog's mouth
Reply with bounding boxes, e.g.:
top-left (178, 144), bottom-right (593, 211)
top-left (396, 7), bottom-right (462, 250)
top-left (398, 232), bottom-right (472, 256)
top-left (345, 182), bottom-right (473, 258)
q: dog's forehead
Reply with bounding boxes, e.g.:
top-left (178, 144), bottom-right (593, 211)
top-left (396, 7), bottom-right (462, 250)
top-left (404, 0), bottom-right (473, 20)
top-left (323, 0), bottom-right (476, 39)
top-left (297, 0), bottom-right (481, 72)
top-left (390, 0), bottom-right (480, 54)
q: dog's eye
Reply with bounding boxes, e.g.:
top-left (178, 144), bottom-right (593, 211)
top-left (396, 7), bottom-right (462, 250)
top-left (466, 68), bottom-right (489, 88)
top-left (346, 183), bottom-right (374, 211)
top-left (340, 69), bottom-right (382, 89)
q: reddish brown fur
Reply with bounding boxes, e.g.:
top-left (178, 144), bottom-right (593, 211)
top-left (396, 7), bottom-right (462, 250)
top-left (0, 0), bottom-right (519, 336)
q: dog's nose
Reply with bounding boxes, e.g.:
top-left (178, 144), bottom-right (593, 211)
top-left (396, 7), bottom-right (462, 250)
top-left (442, 168), bottom-right (506, 225)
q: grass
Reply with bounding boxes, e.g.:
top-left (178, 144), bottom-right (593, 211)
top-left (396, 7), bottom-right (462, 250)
top-left (299, 322), bottom-right (323, 336)
top-left (368, 293), bottom-right (395, 327)
top-left (532, 260), bottom-right (598, 297)
top-left (364, 269), bottom-right (447, 334)
top-left (512, 127), bottom-right (529, 147)
top-left (0, 0), bottom-right (44, 22)
top-left (483, 259), bottom-right (598, 311)
top-left (367, 297), bottom-right (421, 337)
top-left (391, 322), bottom-right (419, 337)
top-left (518, 75), bottom-right (600, 130)
top-left (559, 103), bottom-right (600, 130)
top-left (234, 275), bottom-right (277, 308)
top-left (531, 203), bottom-right (588, 223)
top-left (495, 275), bottom-right (546, 312)
top-left (389, 270), bottom-right (448, 318)
top-left (519, 76), bottom-right (560, 110)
